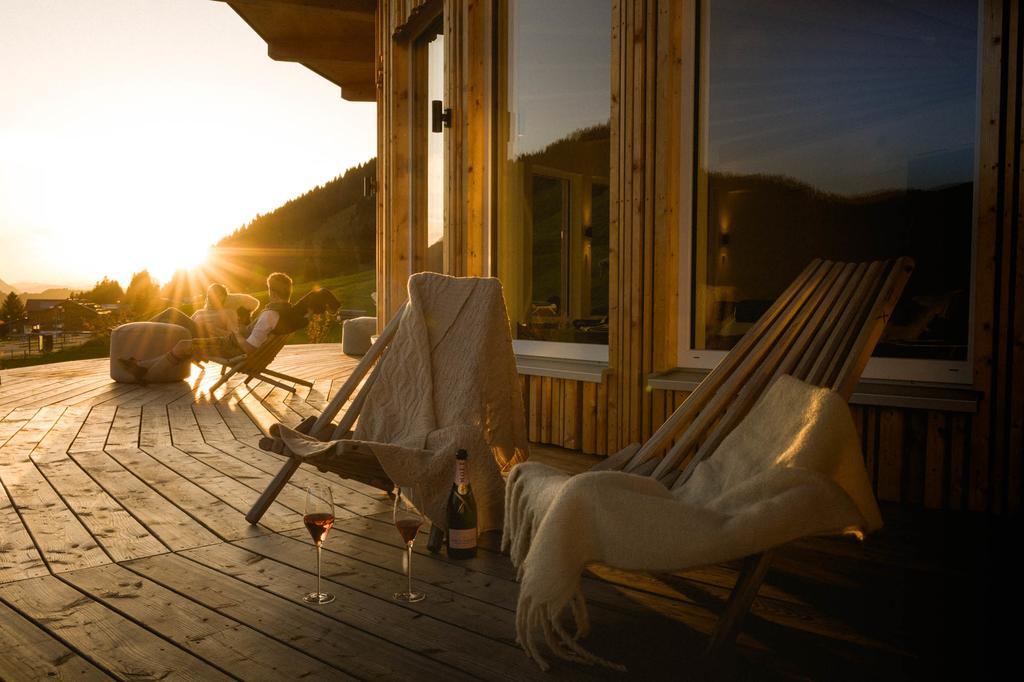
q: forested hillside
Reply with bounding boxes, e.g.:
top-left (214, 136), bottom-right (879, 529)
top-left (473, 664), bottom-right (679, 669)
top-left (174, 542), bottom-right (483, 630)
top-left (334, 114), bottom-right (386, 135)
top-left (205, 158), bottom-right (376, 293)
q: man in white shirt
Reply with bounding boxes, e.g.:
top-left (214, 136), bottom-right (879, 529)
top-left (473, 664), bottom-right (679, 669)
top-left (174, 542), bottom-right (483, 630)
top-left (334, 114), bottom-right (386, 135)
top-left (232, 272), bottom-right (292, 355)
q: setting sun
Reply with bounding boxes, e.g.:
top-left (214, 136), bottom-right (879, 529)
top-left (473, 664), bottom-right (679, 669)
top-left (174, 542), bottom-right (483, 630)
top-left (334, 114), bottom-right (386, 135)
top-left (0, 0), bottom-right (375, 290)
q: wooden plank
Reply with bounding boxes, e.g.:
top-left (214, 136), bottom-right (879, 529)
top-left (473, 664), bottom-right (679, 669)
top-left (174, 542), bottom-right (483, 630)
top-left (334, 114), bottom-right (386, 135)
top-left (651, 388), bottom-right (665, 447)
top-left (213, 396), bottom-right (263, 441)
top-left (68, 405), bottom-right (116, 453)
top-left (139, 444), bottom-right (301, 533)
top-left (189, 403), bottom-right (236, 443)
top-left (581, 381), bottom-right (597, 454)
top-left (540, 376), bottom-right (552, 443)
top-left (563, 380), bottom-right (579, 449)
top-left (876, 409), bottom-right (904, 502)
top-left (63, 563), bottom-right (348, 680)
top-left (0, 475), bottom-right (49, 584)
top-left (138, 404), bottom-right (172, 449)
top-left (0, 407), bottom-right (36, 447)
top-left (102, 445), bottom-right (271, 542)
top-left (923, 412), bottom-right (947, 509)
top-left (904, 411), bottom-right (927, 506)
top-left (1009, 1), bottom-right (1024, 513)
top-left (128, 551), bottom-right (476, 681)
top-left (30, 448), bottom-right (167, 563)
top-left (948, 414), bottom-right (968, 511)
top-left (167, 404), bottom-right (205, 448)
top-left (0, 574), bottom-right (230, 680)
top-left (0, 599), bottom-right (111, 680)
top-left (596, 377), bottom-right (609, 456)
top-left (0, 408), bottom-right (110, 573)
top-left (528, 375), bottom-right (541, 442)
top-left (551, 376), bottom-right (562, 446)
top-left (968, 0), bottom-right (1004, 514)
top-left (863, 408), bottom-right (880, 490)
top-left (237, 382), bottom-right (283, 437)
top-left (67, 449), bottom-right (218, 551)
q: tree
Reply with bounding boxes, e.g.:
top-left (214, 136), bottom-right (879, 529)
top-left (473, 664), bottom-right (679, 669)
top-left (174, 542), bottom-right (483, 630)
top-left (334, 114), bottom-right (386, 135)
top-left (1, 291), bottom-right (26, 333)
top-left (124, 270), bottom-right (161, 318)
top-left (76, 277), bottom-right (124, 304)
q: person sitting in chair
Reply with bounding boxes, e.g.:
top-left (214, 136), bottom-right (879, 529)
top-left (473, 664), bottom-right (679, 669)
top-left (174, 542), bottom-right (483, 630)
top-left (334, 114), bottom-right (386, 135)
top-left (148, 283), bottom-right (259, 337)
top-left (121, 273), bottom-right (340, 383)
top-left (191, 284), bottom-right (260, 337)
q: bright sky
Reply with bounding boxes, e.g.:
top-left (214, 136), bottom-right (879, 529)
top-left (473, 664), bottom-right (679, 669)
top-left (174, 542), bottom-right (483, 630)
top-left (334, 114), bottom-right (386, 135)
top-left (0, 0), bottom-right (376, 289)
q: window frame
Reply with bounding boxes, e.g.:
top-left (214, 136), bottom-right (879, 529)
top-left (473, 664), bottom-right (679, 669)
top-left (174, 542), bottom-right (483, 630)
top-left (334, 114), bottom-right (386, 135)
top-left (676, 0), bottom-right (987, 385)
top-left (491, 0), bottom-right (613, 363)
top-left (410, 13), bottom-right (446, 275)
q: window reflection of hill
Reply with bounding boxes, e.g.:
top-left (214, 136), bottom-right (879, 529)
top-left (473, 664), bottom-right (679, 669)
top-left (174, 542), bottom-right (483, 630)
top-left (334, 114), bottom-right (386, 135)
top-left (501, 123), bottom-right (611, 345)
top-left (702, 172), bottom-right (971, 360)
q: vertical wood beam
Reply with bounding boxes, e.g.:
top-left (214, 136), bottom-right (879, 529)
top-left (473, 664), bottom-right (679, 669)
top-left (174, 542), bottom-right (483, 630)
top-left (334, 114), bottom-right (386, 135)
top-left (1008, 0), bottom-right (1024, 514)
top-left (970, 0), bottom-right (1005, 512)
top-left (610, 0), bottom-right (680, 450)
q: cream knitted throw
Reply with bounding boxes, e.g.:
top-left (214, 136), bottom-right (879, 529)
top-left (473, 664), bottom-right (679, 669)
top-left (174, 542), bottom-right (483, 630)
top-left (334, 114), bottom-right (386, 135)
top-left (503, 375), bottom-right (883, 670)
top-left (279, 273), bottom-right (529, 532)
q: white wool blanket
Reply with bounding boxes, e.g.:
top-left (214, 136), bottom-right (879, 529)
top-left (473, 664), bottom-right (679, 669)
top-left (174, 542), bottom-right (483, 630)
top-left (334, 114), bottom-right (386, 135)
top-left (502, 375), bottom-right (882, 670)
top-left (279, 273), bottom-right (529, 532)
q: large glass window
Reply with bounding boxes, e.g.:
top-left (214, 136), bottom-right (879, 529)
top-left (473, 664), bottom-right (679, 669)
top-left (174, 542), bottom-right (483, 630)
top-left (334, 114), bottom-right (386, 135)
top-left (414, 19), bottom-right (445, 273)
top-left (694, 0), bottom-right (979, 374)
top-left (496, 0), bottom-right (611, 346)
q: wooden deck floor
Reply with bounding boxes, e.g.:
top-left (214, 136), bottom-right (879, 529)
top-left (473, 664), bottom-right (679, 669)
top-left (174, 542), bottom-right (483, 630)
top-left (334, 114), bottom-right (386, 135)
top-left (0, 346), bottom-right (992, 680)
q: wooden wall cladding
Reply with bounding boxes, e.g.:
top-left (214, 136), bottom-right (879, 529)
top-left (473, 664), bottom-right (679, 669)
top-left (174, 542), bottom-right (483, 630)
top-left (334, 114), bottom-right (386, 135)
top-left (522, 375), bottom-right (984, 512)
top-left (519, 376), bottom-right (690, 459)
top-left (850, 406), bottom-right (974, 511)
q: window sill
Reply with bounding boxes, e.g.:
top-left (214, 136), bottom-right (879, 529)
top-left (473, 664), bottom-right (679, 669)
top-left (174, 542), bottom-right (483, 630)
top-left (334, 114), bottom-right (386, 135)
top-left (647, 368), bottom-right (980, 413)
top-left (515, 354), bottom-right (608, 383)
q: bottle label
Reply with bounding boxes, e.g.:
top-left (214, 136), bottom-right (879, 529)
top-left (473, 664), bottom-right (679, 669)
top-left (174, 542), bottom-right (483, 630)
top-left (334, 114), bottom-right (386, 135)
top-left (455, 458), bottom-right (468, 487)
top-left (448, 527), bottom-right (477, 549)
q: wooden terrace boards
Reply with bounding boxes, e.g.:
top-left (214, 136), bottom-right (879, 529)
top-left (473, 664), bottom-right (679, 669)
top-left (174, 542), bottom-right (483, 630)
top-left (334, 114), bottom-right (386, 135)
top-left (0, 346), bottom-right (985, 680)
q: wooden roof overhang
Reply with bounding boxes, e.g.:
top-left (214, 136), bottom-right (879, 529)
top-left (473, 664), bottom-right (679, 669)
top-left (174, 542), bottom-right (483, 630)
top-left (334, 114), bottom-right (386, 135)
top-left (220, 0), bottom-right (377, 102)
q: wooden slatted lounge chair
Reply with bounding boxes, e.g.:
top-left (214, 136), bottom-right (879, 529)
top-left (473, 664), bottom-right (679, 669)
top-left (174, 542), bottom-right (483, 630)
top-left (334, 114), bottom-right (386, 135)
top-left (245, 306), bottom-right (407, 521)
top-left (207, 332), bottom-right (313, 398)
top-left (589, 256), bottom-right (914, 659)
top-left (248, 274), bottom-right (529, 537)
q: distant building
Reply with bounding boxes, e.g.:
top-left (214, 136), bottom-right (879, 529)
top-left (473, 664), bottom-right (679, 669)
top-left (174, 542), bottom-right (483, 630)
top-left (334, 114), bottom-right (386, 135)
top-left (25, 299), bottom-right (118, 332)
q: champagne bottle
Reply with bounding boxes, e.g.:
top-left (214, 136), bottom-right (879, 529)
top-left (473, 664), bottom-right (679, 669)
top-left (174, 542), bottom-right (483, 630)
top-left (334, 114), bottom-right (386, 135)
top-left (445, 449), bottom-right (477, 559)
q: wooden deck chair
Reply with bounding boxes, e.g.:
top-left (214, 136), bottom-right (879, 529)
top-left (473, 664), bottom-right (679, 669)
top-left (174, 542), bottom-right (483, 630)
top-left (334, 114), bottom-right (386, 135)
top-left (246, 304), bottom-right (409, 523)
top-left (587, 257), bottom-right (914, 659)
top-left (207, 332), bottom-right (314, 398)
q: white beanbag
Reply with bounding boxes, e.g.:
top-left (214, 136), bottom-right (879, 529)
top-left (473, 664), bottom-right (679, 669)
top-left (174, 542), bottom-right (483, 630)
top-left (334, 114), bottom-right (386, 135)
top-left (110, 322), bottom-right (191, 383)
top-left (342, 316), bottom-right (377, 356)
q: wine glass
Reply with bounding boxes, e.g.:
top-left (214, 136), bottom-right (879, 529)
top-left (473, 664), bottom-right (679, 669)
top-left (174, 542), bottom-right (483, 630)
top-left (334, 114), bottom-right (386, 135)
top-left (302, 483), bottom-right (335, 604)
top-left (392, 486), bottom-right (426, 602)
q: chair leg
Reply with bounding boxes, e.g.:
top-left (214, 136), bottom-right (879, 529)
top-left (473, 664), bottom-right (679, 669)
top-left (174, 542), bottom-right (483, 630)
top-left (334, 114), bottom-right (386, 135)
top-left (257, 374), bottom-right (297, 393)
top-left (261, 367), bottom-right (314, 388)
top-left (246, 455), bottom-right (302, 524)
top-left (208, 366), bottom-right (239, 396)
top-left (705, 550), bottom-right (775, 660)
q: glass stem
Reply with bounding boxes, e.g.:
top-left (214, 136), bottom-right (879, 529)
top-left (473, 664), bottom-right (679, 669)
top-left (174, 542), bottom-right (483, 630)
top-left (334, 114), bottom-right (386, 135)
top-left (316, 544), bottom-right (322, 598)
top-left (407, 543), bottom-right (413, 595)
